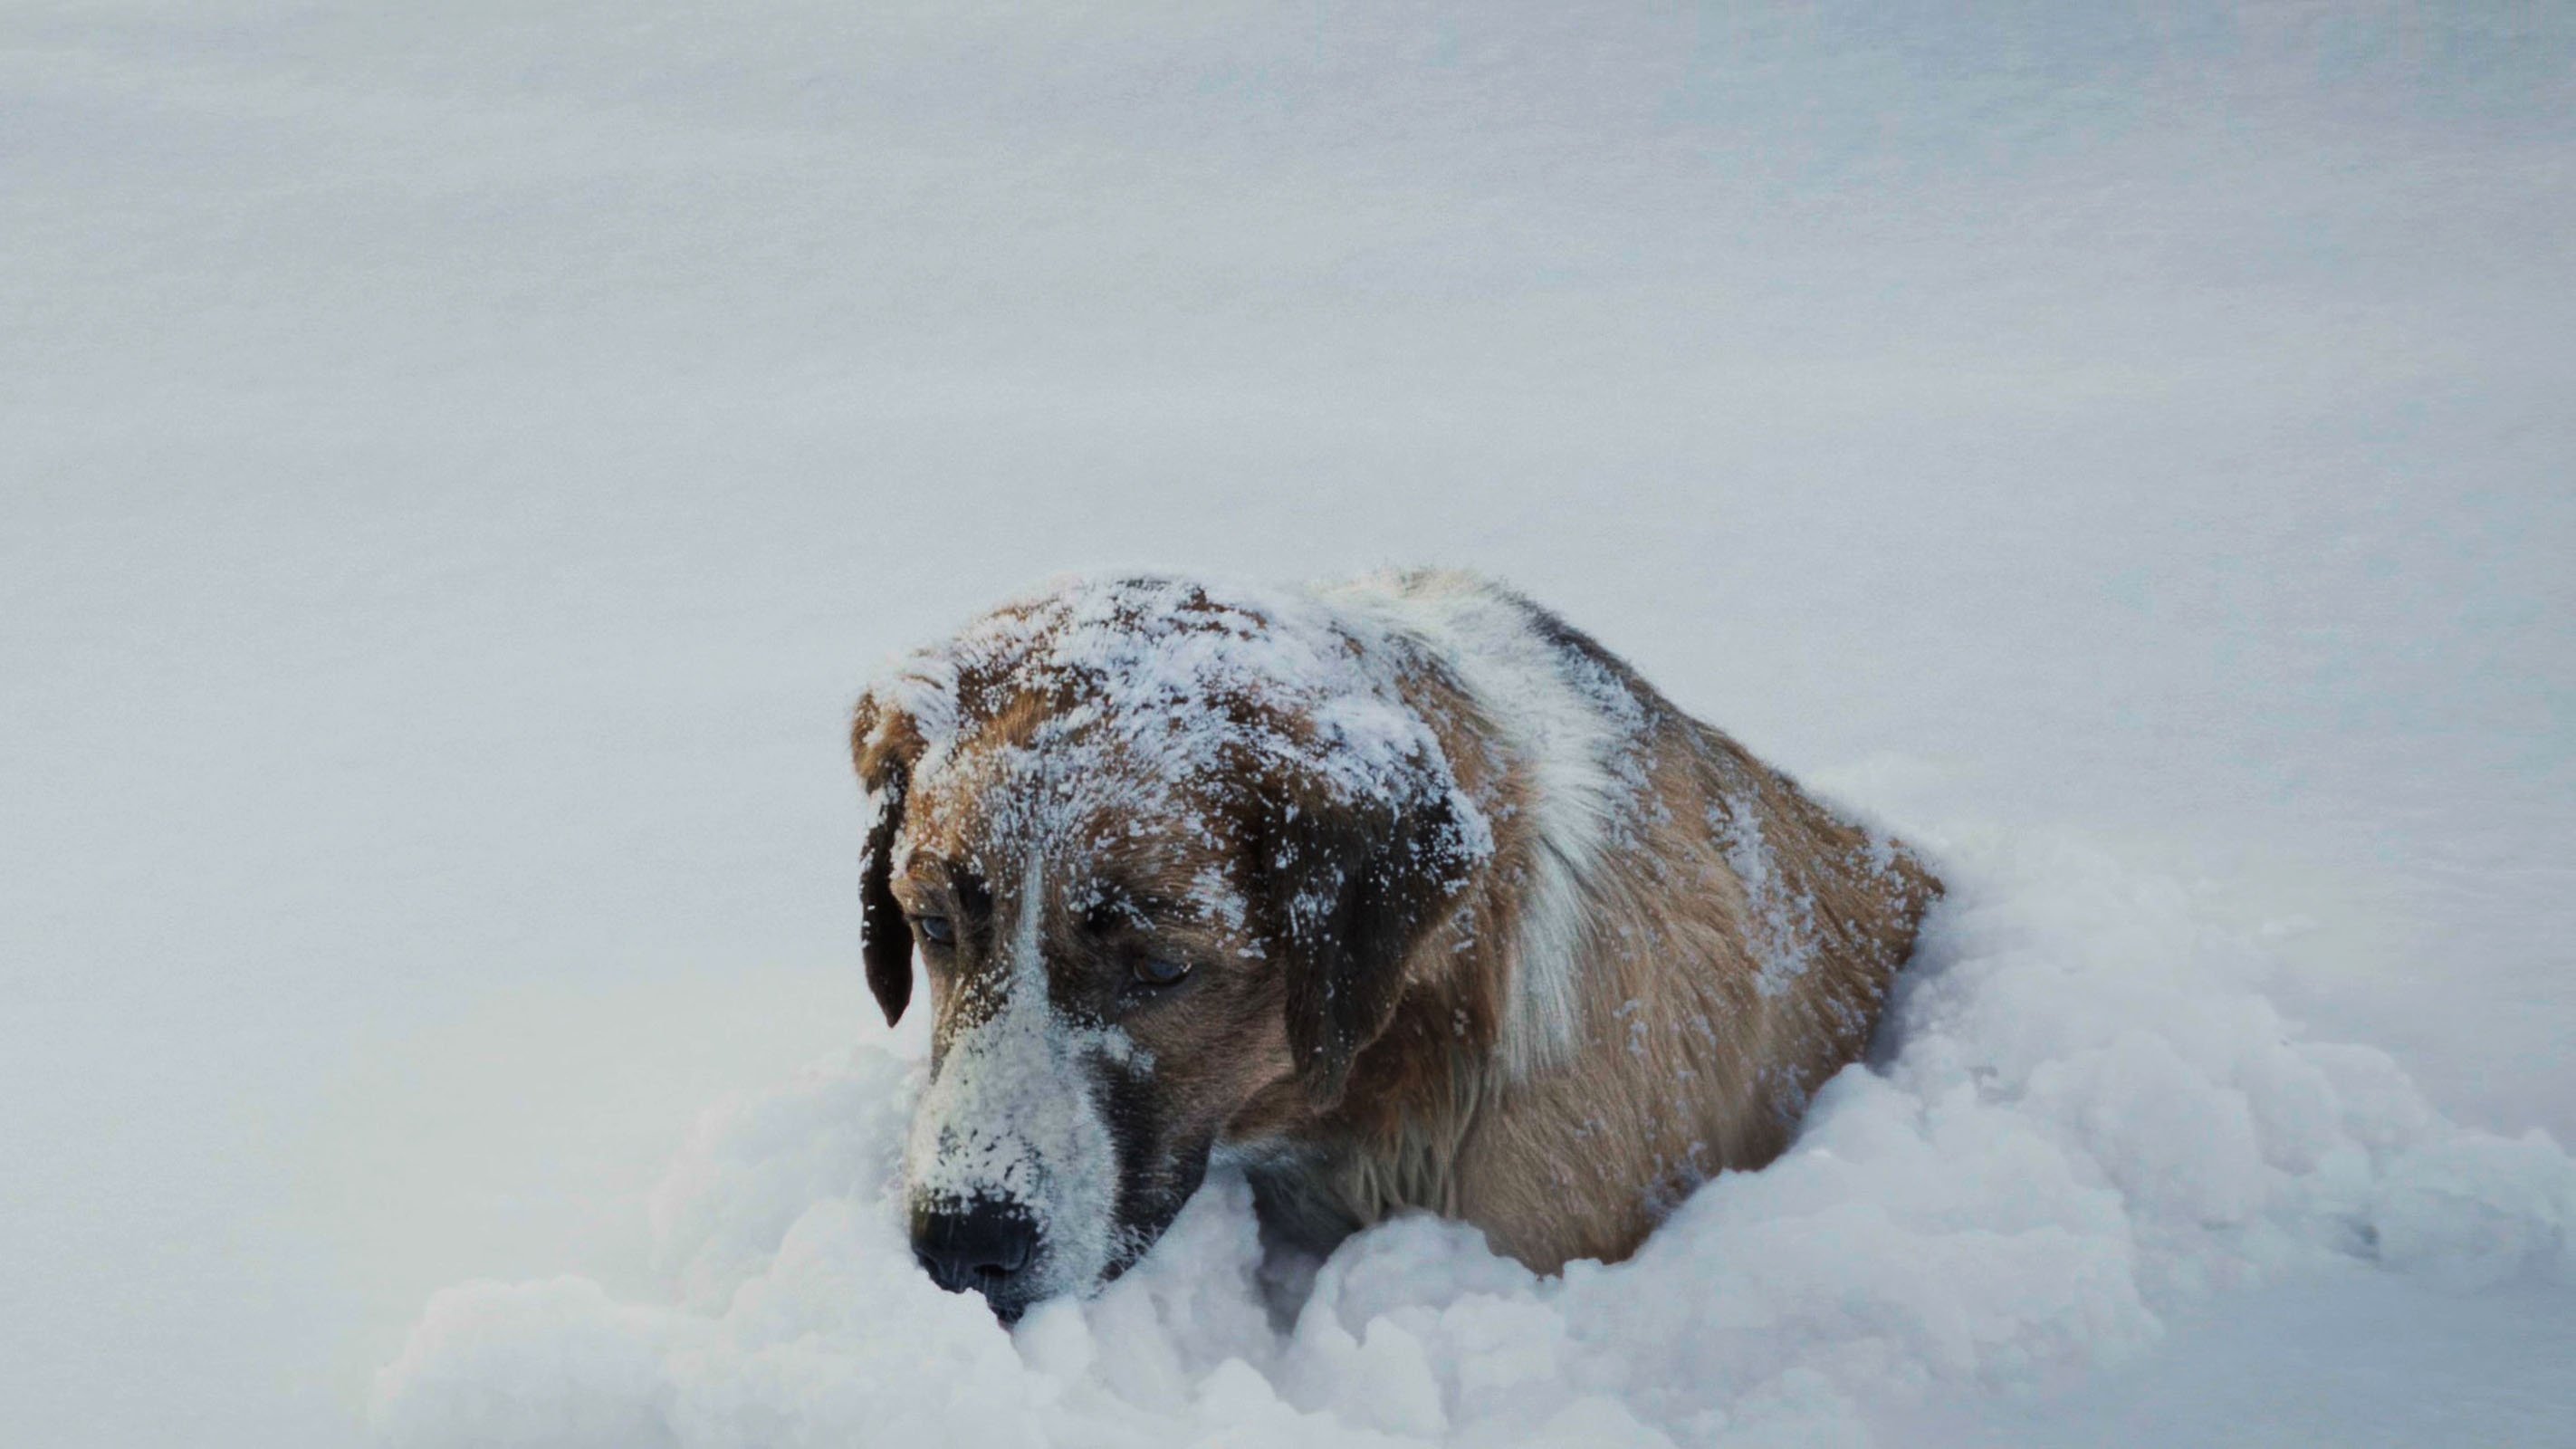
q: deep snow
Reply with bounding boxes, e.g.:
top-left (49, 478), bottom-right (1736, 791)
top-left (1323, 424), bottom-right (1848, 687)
top-left (368, 826), bottom-right (2576, 1447)
top-left (5, 3), bottom-right (2572, 1446)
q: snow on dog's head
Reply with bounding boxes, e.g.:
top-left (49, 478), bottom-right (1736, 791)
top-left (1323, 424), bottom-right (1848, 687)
top-left (850, 574), bottom-right (1487, 1319)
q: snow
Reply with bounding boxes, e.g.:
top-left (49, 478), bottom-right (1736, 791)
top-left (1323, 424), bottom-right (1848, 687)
top-left (5, 2), bottom-right (2573, 1446)
top-left (364, 829), bottom-right (2576, 1447)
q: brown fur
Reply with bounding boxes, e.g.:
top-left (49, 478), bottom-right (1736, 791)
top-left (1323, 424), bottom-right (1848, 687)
top-left (856, 572), bottom-right (1940, 1284)
top-left (1226, 630), bottom-right (1939, 1270)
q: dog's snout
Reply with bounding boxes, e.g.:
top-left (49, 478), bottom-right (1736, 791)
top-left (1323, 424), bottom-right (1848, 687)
top-left (911, 1199), bottom-right (1040, 1308)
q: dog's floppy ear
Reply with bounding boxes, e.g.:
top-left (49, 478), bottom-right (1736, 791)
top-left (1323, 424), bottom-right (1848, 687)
top-left (852, 691), bottom-right (926, 1026)
top-left (1259, 766), bottom-right (1470, 1108)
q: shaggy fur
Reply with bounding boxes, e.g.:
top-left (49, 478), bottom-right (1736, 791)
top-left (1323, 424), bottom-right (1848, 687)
top-left (853, 570), bottom-right (1939, 1312)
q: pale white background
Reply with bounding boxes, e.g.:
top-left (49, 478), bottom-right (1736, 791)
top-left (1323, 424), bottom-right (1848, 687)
top-left (5, 3), bottom-right (2571, 1444)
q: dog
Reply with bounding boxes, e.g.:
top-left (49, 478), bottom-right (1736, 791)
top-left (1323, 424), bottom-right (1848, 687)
top-left (851, 570), bottom-right (1940, 1319)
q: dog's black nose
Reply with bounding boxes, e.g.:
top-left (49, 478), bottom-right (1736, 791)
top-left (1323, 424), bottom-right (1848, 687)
top-left (911, 1198), bottom-right (1040, 1305)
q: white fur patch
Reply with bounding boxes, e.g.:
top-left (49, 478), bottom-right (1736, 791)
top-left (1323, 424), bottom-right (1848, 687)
top-left (1321, 571), bottom-right (1644, 1080)
top-left (901, 857), bottom-right (1128, 1300)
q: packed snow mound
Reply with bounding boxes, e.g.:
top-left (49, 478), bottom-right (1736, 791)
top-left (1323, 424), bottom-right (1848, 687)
top-left (371, 828), bottom-right (2575, 1448)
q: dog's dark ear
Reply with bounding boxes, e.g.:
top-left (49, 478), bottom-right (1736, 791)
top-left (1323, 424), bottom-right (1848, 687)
top-left (1260, 769), bottom-right (1470, 1108)
top-left (852, 692), bottom-right (925, 1026)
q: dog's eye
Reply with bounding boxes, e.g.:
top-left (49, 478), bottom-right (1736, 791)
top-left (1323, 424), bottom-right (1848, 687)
top-left (1131, 957), bottom-right (1190, 988)
top-left (914, 915), bottom-right (956, 945)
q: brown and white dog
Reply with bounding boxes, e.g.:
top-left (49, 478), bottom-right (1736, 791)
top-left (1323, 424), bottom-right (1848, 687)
top-left (851, 571), bottom-right (1939, 1319)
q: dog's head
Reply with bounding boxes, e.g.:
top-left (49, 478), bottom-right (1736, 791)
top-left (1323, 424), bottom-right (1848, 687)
top-left (852, 577), bottom-right (1486, 1319)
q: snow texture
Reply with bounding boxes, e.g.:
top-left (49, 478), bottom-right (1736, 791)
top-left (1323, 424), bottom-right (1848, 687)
top-left (370, 826), bottom-right (2576, 1448)
top-left (1710, 794), bottom-right (1822, 1002)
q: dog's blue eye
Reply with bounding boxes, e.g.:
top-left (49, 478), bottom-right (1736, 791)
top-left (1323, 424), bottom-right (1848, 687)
top-left (915, 915), bottom-right (955, 945)
top-left (1132, 957), bottom-right (1190, 988)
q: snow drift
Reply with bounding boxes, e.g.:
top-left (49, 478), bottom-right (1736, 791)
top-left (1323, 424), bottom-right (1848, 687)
top-left (370, 821), bottom-right (2576, 1448)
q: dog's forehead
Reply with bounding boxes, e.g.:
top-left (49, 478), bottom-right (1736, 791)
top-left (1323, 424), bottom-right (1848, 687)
top-left (876, 571), bottom-right (1470, 920)
top-left (911, 715), bottom-right (1216, 849)
top-left (880, 573), bottom-right (1449, 806)
top-left (897, 712), bottom-right (1245, 915)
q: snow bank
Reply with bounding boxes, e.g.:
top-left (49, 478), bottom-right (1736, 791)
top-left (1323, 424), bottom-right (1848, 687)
top-left (371, 826), bottom-right (2575, 1448)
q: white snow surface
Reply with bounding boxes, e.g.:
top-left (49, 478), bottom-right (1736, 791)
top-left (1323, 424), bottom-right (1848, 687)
top-left (367, 827), bottom-right (2576, 1448)
top-left (6, 3), bottom-right (2574, 1446)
